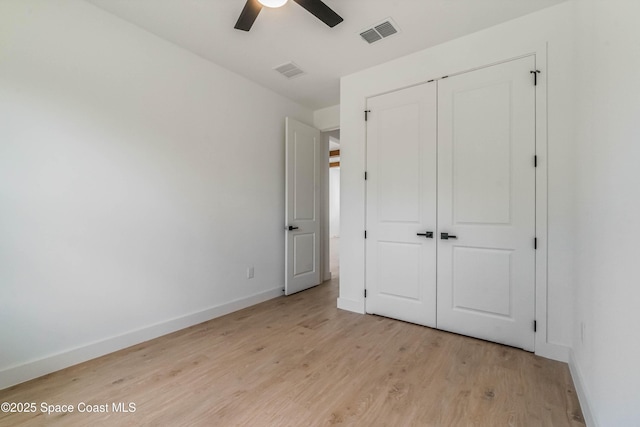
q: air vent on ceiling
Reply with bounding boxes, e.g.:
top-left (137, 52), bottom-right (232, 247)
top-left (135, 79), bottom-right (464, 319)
top-left (274, 62), bottom-right (305, 79)
top-left (359, 18), bottom-right (400, 44)
top-left (360, 29), bottom-right (382, 44)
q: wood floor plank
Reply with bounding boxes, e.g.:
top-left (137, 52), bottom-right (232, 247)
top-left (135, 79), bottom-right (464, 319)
top-left (0, 278), bottom-right (584, 426)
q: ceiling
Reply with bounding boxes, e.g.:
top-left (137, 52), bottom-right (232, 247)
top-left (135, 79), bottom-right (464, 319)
top-left (86, 0), bottom-right (567, 110)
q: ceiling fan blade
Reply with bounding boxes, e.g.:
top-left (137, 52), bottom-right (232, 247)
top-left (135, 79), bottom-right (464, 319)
top-left (234, 0), bottom-right (263, 31)
top-left (292, 0), bottom-right (343, 28)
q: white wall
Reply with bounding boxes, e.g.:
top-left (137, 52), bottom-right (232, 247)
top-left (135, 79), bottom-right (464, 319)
top-left (0, 0), bottom-right (312, 389)
top-left (339, 3), bottom-right (575, 359)
top-left (570, 0), bottom-right (640, 425)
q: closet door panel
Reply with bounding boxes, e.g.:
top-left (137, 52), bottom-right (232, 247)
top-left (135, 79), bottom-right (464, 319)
top-left (365, 82), bottom-right (437, 327)
top-left (437, 56), bottom-right (536, 351)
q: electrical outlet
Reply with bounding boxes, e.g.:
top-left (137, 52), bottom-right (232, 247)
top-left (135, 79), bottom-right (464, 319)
top-left (247, 266), bottom-right (254, 279)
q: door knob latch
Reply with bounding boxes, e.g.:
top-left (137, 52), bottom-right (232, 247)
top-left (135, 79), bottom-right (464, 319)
top-left (287, 226), bottom-right (299, 231)
top-left (416, 231), bottom-right (434, 239)
top-left (440, 232), bottom-right (457, 240)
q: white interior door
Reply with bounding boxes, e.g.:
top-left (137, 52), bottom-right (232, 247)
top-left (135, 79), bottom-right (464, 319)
top-left (365, 82), bottom-right (437, 327)
top-left (437, 56), bottom-right (536, 350)
top-left (285, 117), bottom-right (321, 295)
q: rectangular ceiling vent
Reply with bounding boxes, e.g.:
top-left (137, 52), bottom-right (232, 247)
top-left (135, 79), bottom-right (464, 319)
top-left (274, 62), bottom-right (305, 79)
top-left (359, 18), bottom-right (400, 44)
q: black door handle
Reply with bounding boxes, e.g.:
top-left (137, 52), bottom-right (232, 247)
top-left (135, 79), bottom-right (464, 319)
top-left (287, 226), bottom-right (299, 231)
top-left (440, 232), bottom-right (457, 240)
top-left (416, 231), bottom-right (434, 239)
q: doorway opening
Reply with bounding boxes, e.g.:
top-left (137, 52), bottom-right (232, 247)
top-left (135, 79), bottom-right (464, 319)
top-left (327, 131), bottom-right (340, 280)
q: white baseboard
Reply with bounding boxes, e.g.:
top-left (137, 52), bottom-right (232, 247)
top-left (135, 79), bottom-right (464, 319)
top-left (0, 287), bottom-right (283, 391)
top-left (535, 341), bottom-right (570, 362)
top-left (569, 349), bottom-right (598, 427)
top-left (337, 297), bottom-right (364, 314)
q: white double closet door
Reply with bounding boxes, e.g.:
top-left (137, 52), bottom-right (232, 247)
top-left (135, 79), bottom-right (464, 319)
top-left (365, 56), bottom-right (536, 351)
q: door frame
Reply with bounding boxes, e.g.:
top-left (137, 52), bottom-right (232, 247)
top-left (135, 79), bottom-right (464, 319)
top-left (339, 44), bottom-right (561, 361)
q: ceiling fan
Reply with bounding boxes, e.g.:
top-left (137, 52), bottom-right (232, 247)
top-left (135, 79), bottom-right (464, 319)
top-left (234, 0), bottom-right (343, 32)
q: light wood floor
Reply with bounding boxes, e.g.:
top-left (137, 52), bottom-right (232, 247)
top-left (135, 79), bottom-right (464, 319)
top-left (0, 277), bottom-right (584, 426)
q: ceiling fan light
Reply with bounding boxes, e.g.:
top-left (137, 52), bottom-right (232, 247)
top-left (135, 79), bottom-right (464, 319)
top-left (258, 0), bottom-right (288, 8)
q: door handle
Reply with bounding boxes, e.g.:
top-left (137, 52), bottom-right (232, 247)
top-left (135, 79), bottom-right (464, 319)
top-left (416, 231), bottom-right (434, 239)
top-left (287, 226), bottom-right (299, 231)
top-left (440, 232), bottom-right (457, 240)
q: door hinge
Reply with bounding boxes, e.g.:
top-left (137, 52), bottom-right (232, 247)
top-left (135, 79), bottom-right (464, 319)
top-left (534, 237), bottom-right (538, 250)
top-left (530, 70), bottom-right (541, 86)
top-left (534, 320), bottom-right (537, 332)
top-left (364, 289), bottom-right (367, 298)
top-left (365, 171), bottom-right (368, 180)
top-left (365, 110), bottom-right (371, 121)
top-left (364, 230), bottom-right (367, 239)
top-left (534, 155), bottom-right (538, 167)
